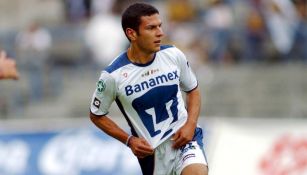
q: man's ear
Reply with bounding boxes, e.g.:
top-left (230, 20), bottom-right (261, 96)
top-left (126, 28), bottom-right (137, 41)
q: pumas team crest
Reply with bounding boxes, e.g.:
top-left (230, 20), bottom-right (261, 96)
top-left (97, 80), bottom-right (106, 93)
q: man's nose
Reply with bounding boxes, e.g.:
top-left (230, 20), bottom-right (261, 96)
top-left (157, 27), bottom-right (164, 37)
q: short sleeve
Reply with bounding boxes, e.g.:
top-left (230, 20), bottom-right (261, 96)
top-left (90, 71), bottom-right (116, 116)
top-left (175, 48), bottom-right (198, 92)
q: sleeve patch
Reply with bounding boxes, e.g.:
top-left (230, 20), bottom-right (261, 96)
top-left (97, 80), bottom-right (106, 93)
top-left (93, 97), bottom-right (101, 108)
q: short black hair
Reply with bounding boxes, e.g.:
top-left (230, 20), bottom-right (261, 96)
top-left (121, 3), bottom-right (159, 40)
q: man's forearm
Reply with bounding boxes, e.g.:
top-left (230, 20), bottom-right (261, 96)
top-left (186, 87), bottom-right (201, 126)
top-left (89, 113), bottom-right (130, 145)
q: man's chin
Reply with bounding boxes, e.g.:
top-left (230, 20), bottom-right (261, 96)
top-left (154, 46), bottom-right (161, 52)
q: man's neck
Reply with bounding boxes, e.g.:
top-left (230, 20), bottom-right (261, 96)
top-left (127, 45), bottom-right (155, 64)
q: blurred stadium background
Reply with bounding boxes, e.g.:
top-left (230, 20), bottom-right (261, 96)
top-left (0, 0), bottom-right (307, 175)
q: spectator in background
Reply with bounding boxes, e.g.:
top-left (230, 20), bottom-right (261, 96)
top-left (85, 0), bottom-right (127, 68)
top-left (0, 50), bottom-right (19, 80)
top-left (166, 0), bottom-right (196, 22)
top-left (91, 0), bottom-right (114, 16)
top-left (15, 22), bottom-right (52, 102)
top-left (262, 0), bottom-right (299, 62)
top-left (290, 0), bottom-right (307, 63)
top-left (63, 0), bottom-right (93, 22)
top-left (243, 5), bottom-right (267, 63)
top-left (204, 0), bottom-right (234, 64)
top-left (165, 0), bottom-right (208, 68)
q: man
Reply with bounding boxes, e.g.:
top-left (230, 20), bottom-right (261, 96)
top-left (89, 3), bottom-right (208, 175)
top-left (0, 50), bottom-right (19, 80)
top-left (15, 21), bottom-right (52, 101)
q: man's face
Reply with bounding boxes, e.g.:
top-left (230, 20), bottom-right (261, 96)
top-left (135, 13), bottom-right (164, 54)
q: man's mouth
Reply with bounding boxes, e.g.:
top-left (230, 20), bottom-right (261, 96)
top-left (154, 40), bottom-right (161, 44)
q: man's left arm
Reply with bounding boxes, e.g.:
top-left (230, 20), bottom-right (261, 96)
top-left (172, 86), bottom-right (201, 149)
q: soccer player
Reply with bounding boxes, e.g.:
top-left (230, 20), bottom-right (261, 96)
top-left (0, 50), bottom-right (19, 80)
top-left (89, 3), bottom-right (208, 175)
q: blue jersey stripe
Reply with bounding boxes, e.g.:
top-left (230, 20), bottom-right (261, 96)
top-left (115, 97), bottom-right (155, 174)
top-left (160, 45), bottom-right (174, 50)
top-left (105, 45), bottom-right (174, 73)
top-left (105, 52), bottom-right (130, 73)
top-left (115, 98), bottom-right (138, 137)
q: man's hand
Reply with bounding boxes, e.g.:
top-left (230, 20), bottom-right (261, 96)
top-left (172, 123), bottom-right (196, 149)
top-left (0, 51), bottom-right (19, 80)
top-left (128, 136), bottom-right (154, 158)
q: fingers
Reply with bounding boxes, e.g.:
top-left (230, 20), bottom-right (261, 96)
top-left (0, 51), bottom-right (19, 80)
top-left (129, 137), bottom-right (154, 158)
top-left (138, 145), bottom-right (154, 155)
top-left (135, 148), bottom-right (153, 159)
top-left (6, 60), bottom-right (19, 80)
top-left (140, 139), bottom-right (154, 152)
top-left (0, 50), bottom-right (6, 59)
top-left (172, 130), bottom-right (191, 149)
top-left (0, 64), bottom-right (19, 80)
top-left (172, 136), bottom-right (186, 149)
top-left (172, 130), bottom-right (184, 149)
top-left (172, 132), bottom-right (180, 141)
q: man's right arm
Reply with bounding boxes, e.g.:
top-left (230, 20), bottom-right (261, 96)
top-left (90, 113), bottom-right (130, 144)
top-left (89, 113), bottom-right (154, 158)
top-left (89, 72), bottom-right (153, 158)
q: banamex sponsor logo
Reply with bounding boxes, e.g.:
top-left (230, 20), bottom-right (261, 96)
top-left (125, 70), bottom-right (179, 96)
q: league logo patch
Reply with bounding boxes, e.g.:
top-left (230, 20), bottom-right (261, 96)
top-left (93, 97), bottom-right (101, 108)
top-left (180, 142), bottom-right (196, 156)
top-left (97, 80), bottom-right (106, 93)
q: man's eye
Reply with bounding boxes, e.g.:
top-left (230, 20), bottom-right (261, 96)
top-left (147, 26), bottom-right (156, 30)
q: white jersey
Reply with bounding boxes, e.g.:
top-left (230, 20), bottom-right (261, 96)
top-left (90, 45), bottom-right (198, 148)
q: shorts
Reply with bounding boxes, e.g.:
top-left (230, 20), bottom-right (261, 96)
top-left (138, 127), bottom-right (208, 175)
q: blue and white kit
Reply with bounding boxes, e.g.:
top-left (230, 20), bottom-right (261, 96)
top-left (90, 45), bottom-right (207, 174)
